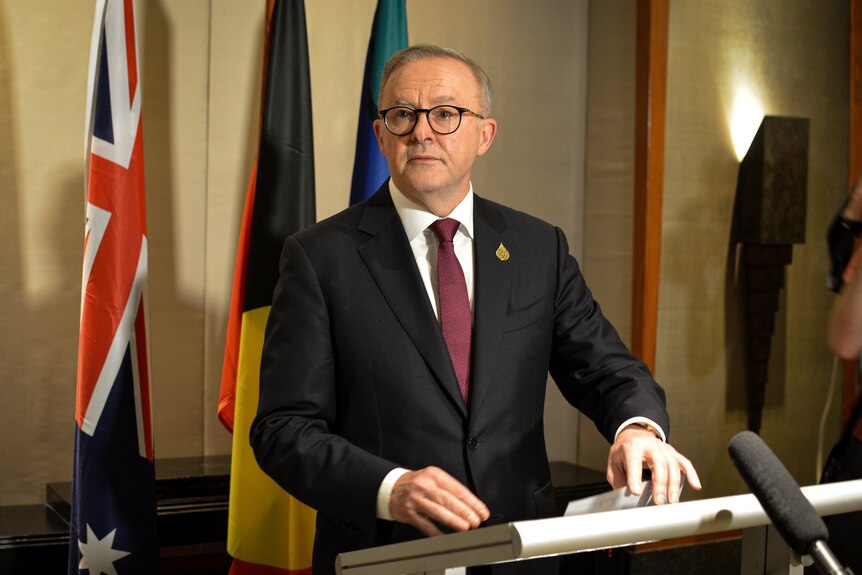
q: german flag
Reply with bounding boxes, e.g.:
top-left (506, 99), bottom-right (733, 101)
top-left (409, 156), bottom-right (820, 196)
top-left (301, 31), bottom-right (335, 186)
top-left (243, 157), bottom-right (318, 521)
top-left (218, 1), bottom-right (316, 573)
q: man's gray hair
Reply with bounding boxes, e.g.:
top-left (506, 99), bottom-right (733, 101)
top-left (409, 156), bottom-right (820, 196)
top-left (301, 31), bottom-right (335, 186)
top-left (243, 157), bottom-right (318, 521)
top-left (378, 44), bottom-right (493, 115)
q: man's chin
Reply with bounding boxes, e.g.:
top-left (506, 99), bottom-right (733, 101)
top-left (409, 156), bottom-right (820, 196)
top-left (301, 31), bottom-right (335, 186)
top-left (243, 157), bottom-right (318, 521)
top-left (393, 173), bottom-right (443, 196)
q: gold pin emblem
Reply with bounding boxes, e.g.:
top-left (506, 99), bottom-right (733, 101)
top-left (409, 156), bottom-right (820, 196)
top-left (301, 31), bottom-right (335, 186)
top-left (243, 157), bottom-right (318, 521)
top-left (495, 242), bottom-right (510, 261)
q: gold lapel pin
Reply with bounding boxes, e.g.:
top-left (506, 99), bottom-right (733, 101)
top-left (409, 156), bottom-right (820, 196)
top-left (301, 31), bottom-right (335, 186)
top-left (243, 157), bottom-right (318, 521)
top-left (496, 242), bottom-right (510, 261)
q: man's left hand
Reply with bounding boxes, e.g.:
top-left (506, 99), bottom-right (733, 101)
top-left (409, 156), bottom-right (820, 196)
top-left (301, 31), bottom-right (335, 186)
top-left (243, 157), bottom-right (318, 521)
top-left (606, 424), bottom-right (702, 504)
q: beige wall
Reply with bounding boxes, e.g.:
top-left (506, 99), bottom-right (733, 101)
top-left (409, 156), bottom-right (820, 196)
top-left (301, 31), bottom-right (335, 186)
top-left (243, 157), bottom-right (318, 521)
top-left (0, 0), bottom-right (851, 507)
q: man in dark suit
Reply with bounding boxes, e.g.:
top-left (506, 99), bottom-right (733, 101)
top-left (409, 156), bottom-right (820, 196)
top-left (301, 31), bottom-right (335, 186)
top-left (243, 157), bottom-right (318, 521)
top-left (251, 44), bottom-right (701, 575)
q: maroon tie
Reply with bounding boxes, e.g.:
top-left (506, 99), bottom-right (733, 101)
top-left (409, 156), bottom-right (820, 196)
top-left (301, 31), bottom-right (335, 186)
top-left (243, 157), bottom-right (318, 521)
top-left (430, 218), bottom-right (472, 402)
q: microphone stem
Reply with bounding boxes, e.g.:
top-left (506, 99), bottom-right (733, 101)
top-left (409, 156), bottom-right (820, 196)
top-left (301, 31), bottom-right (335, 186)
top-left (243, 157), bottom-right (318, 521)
top-left (808, 540), bottom-right (853, 575)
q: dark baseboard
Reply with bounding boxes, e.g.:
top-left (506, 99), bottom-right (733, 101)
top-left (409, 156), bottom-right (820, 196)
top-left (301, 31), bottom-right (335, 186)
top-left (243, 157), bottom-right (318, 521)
top-left (2, 455), bottom-right (231, 574)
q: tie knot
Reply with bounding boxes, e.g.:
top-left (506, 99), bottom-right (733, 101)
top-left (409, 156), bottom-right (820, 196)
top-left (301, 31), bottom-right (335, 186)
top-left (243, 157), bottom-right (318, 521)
top-left (430, 218), bottom-right (461, 244)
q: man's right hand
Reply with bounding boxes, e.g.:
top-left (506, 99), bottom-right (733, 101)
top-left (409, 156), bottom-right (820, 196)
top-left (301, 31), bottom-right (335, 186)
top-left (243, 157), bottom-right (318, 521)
top-left (389, 466), bottom-right (490, 536)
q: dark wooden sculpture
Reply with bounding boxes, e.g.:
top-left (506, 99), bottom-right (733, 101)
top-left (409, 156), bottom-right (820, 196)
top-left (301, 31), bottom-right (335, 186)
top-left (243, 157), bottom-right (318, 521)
top-left (736, 116), bottom-right (809, 432)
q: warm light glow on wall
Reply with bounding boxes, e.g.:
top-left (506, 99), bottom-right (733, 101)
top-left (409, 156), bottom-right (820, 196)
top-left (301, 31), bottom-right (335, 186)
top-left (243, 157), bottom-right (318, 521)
top-left (731, 87), bottom-right (764, 161)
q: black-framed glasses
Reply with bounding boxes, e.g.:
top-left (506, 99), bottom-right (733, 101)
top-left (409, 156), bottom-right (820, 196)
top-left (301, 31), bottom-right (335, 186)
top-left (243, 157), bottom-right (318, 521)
top-left (379, 105), bottom-right (484, 136)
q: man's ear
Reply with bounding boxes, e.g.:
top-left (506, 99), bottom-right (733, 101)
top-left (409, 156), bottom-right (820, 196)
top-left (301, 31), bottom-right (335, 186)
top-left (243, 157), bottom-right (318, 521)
top-left (373, 119), bottom-right (386, 154)
top-left (476, 118), bottom-right (497, 157)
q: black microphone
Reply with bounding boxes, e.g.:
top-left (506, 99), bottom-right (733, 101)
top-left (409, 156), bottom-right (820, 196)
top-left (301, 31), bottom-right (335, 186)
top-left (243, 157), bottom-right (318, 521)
top-left (728, 431), bottom-right (853, 575)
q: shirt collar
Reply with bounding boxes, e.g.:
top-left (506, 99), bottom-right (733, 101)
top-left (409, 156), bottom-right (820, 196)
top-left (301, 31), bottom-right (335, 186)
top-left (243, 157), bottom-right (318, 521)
top-left (389, 181), bottom-right (475, 242)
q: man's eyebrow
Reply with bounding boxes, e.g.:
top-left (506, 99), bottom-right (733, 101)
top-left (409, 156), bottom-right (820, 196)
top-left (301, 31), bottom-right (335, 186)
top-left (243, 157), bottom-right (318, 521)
top-left (431, 95), bottom-right (457, 104)
top-left (390, 95), bottom-right (458, 107)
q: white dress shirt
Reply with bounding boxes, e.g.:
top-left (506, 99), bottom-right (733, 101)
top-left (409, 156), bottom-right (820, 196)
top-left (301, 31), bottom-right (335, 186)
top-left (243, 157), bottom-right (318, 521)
top-left (390, 181), bottom-right (475, 319)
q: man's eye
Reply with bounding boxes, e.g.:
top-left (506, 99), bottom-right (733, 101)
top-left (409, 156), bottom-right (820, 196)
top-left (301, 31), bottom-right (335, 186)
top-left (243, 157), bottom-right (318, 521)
top-left (394, 109), bottom-right (413, 119)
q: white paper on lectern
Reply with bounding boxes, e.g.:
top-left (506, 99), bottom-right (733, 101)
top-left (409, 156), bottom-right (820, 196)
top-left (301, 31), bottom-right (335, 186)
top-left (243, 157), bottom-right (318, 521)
top-left (564, 482), bottom-right (654, 516)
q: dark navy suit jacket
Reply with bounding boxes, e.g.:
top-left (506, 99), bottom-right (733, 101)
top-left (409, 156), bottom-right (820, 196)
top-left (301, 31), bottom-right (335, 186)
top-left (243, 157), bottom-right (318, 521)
top-left (251, 183), bottom-right (669, 575)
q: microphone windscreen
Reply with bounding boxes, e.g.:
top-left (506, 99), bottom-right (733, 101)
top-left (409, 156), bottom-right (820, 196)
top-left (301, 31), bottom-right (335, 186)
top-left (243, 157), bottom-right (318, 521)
top-left (728, 430), bottom-right (828, 555)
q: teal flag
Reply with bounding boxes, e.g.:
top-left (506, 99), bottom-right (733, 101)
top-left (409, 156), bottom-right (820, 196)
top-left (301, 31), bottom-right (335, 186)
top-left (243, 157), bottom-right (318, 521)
top-left (349, 0), bottom-right (407, 205)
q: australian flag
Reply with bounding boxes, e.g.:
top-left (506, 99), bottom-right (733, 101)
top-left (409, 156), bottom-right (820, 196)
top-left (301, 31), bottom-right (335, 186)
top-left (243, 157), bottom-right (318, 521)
top-left (70, 0), bottom-right (158, 573)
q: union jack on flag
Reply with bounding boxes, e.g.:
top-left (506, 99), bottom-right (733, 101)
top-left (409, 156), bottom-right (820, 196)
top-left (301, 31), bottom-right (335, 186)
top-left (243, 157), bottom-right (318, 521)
top-left (70, 0), bottom-right (158, 573)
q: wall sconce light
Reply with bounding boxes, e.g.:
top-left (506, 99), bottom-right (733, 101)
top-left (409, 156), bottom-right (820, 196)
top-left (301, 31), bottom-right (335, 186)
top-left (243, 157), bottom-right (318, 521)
top-left (731, 87), bottom-right (764, 161)
top-left (734, 115), bottom-right (809, 433)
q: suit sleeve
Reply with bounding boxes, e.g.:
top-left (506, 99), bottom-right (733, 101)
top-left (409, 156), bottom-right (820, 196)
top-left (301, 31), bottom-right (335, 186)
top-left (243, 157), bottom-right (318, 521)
top-left (547, 227), bottom-right (671, 443)
top-left (250, 235), bottom-right (396, 532)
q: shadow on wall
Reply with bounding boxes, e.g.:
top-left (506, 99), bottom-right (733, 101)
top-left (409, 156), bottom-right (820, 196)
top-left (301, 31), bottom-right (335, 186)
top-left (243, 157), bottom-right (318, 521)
top-left (0, 2), bottom-right (28, 504)
top-left (0, 1), bottom-right (85, 505)
top-left (142, 1), bottom-right (209, 457)
top-left (0, 4), bottom-right (22, 327)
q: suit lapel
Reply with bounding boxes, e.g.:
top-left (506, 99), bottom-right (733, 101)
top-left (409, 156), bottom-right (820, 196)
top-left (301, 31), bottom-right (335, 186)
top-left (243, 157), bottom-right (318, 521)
top-left (356, 187), bottom-right (468, 417)
top-left (468, 197), bottom-right (512, 419)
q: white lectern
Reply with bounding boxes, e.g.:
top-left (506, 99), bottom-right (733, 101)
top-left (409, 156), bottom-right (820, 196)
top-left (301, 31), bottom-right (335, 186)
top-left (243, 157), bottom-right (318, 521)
top-left (336, 479), bottom-right (862, 575)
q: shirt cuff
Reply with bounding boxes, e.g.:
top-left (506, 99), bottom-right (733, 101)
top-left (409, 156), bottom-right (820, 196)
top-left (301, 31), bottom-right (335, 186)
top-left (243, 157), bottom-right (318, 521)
top-left (615, 417), bottom-right (666, 443)
top-left (376, 467), bottom-right (410, 520)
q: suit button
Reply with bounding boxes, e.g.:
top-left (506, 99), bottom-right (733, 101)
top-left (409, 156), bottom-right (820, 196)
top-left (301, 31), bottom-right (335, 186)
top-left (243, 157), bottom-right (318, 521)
top-left (467, 437), bottom-right (479, 450)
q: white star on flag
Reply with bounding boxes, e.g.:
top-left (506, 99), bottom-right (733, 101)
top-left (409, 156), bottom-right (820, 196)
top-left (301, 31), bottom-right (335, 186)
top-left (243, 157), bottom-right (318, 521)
top-left (78, 524), bottom-right (131, 575)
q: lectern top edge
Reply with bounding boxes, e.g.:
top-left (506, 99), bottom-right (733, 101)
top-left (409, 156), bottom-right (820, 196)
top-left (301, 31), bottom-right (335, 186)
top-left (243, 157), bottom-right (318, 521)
top-left (336, 523), bottom-right (518, 572)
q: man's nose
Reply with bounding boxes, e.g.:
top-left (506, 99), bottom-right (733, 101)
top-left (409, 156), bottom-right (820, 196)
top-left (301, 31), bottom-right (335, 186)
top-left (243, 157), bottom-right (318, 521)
top-left (411, 111), bottom-right (435, 141)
